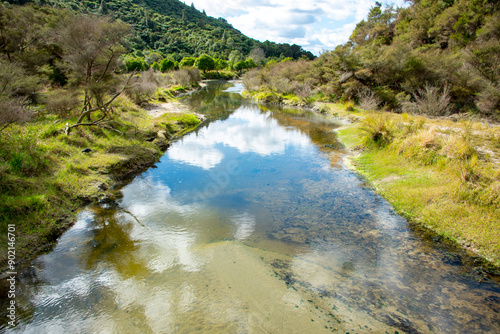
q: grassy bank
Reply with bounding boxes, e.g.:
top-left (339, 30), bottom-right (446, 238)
top-left (320, 103), bottom-right (500, 267)
top-left (0, 94), bottom-right (202, 273)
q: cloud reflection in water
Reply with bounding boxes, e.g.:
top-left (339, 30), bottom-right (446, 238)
top-left (168, 107), bottom-right (310, 169)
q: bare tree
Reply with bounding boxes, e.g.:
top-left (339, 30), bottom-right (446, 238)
top-left (55, 14), bottom-right (131, 134)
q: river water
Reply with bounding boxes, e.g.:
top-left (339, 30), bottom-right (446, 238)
top-left (2, 81), bottom-right (499, 333)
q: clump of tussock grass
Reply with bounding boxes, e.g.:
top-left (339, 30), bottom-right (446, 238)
top-left (402, 84), bottom-right (452, 116)
top-left (358, 90), bottom-right (381, 111)
top-left (359, 114), bottom-right (394, 147)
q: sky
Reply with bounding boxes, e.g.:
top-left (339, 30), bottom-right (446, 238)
top-left (186, 0), bottom-right (407, 56)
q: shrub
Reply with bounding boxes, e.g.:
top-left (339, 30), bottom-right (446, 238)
top-left (124, 57), bottom-right (147, 72)
top-left (242, 69), bottom-right (262, 91)
top-left (45, 89), bottom-right (80, 116)
top-left (125, 71), bottom-right (160, 104)
top-left (172, 68), bottom-right (200, 87)
top-left (293, 83), bottom-right (312, 99)
top-left (186, 68), bottom-right (201, 84)
top-left (358, 90), bottom-right (381, 111)
top-left (476, 83), bottom-right (500, 118)
top-left (345, 101), bottom-right (355, 111)
top-left (202, 71), bottom-right (235, 80)
top-left (403, 84), bottom-right (451, 116)
top-left (160, 59), bottom-right (175, 72)
top-left (359, 114), bottom-right (394, 147)
top-left (179, 57), bottom-right (196, 68)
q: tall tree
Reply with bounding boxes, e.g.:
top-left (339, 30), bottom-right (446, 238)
top-left (56, 14), bottom-right (131, 134)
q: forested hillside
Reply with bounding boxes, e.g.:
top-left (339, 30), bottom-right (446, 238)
top-left (6, 0), bottom-right (314, 61)
top-left (244, 0), bottom-right (500, 119)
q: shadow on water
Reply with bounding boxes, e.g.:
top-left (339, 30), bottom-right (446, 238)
top-left (1, 81), bottom-right (499, 333)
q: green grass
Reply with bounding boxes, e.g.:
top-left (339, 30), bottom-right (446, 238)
top-left (0, 98), bottom-right (202, 271)
top-left (336, 108), bottom-right (500, 267)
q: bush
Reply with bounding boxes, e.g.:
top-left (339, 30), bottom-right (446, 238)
top-left (179, 57), bottom-right (196, 68)
top-left (345, 101), bottom-right (355, 111)
top-left (358, 90), bottom-right (381, 111)
top-left (195, 54), bottom-right (215, 72)
top-left (202, 71), bottom-right (235, 80)
top-left (160, 59), bottom-right (176, 72)
top-left (242, 69), bottom-right (262, 91)
top-left (403, 84), bottom-right (451, 116)
top-left (172, 68), bottom-right (201, 87)
top-left (359, 114), bottom-right (394, 147)
top-left (45, 89), bottom-right (80, 116)
top-left (124, 57), bottom-right (147, 72)
top-left (125, 71), bottom-right (160, 104)
top-left (476, 83), bottom-right (500, 118)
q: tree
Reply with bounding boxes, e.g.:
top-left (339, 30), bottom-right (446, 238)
top-left (98, 0), bottom-right (108, 15)
top-left (228, 50), bottom-right (244, 65)
top-left (0, 59), bottom-right (34, 130)
top-left (56, 14), bottom-right (131, 134)
top-left (245, 59), bottom-right (257, 69)
top-left (179, 56), bottom-right (196, 67)
top-left (248, 47), bottom-right (266, 67)
top-left (234, 60), bottom-right (246, 72)
top-left (215, 58), bottom-right (228, 70)
top-left (124, 56), bottom-right (147, 72)
top-left (144, 51), bottom-right (163, 66)
top-left (151, 61), bottom-right (160, 71)
top-left (160, 58), bottom-right (175, 72)
top-left (195, 54), bottom-right (215, 72)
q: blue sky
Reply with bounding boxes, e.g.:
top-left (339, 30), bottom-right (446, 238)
top-left (186, 0), bottom-right (407, 55)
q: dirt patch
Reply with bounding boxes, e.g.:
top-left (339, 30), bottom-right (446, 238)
top-left (146, 102), bottom-right (206, 121)
top-left (146, 102), bottom-right (188, 118)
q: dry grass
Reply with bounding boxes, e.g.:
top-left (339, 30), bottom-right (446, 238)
top-left (336, 109), bottom-right (500, 266)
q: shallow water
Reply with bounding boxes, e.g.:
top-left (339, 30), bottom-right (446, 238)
top-left (1, 82), bottom-right (499, 333)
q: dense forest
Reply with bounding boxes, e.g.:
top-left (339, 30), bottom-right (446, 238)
top-left (5, 0), bottom-right (315, 61)
top-left (244, 0), bottom-right (500, 119)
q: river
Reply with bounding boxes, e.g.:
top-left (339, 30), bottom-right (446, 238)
top-left (2, 81), bottom-right (499, 333)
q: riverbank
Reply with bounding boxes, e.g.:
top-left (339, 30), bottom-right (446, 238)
top-left (312, 103), bottom-right (500, 269)
top-left (0, 96), bottom-right (203, 273)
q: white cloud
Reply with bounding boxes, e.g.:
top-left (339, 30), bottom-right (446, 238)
top-left (168, 106), bottom-right (311, 169)
top-left (188, 0), bottom-right (407, 55)
top-left (231, 212), bottom-right (256, 240)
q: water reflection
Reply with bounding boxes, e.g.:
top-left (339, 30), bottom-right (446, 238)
top-left (2, 81), bottom-right (500, 334)
top-left (168, 107), bottom-right (311, 170)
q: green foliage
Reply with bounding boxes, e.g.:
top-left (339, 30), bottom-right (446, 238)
top-left (243, 0), bottom-right (500, 119)
top-left (215, 58), bottom-right (228, 70)
top-left (160, 58), bottom-right (175, 72)
top-left (151, 61), bottom-right (160, 71)
top-left (202, 70), bottom-right (235, 80)
top-left (179, 56), bottom-right (196, 68)
top-left (16, 0), bottom-right (314, 62)
top-left (194, 54), bottom-right (215, 72)
top-left (124, 56), bottom-right (148, 72)
top-left (359, 114), bottom-right (394, 147)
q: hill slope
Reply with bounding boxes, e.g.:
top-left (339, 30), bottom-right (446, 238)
top-left (15, 0), bottom-right (315, 60)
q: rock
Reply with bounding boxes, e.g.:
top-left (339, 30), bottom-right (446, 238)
top-left (157, 130), bottom-right (170, 139)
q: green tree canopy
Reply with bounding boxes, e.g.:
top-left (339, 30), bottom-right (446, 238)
top-left (160, 58), bottom-right (175, 72)
top-left (195, 54), bottom-right (215, 72)
top-left (124, 56), bottom-right (147, 72)
top-left (179, 56), bottom-right (196, 67)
